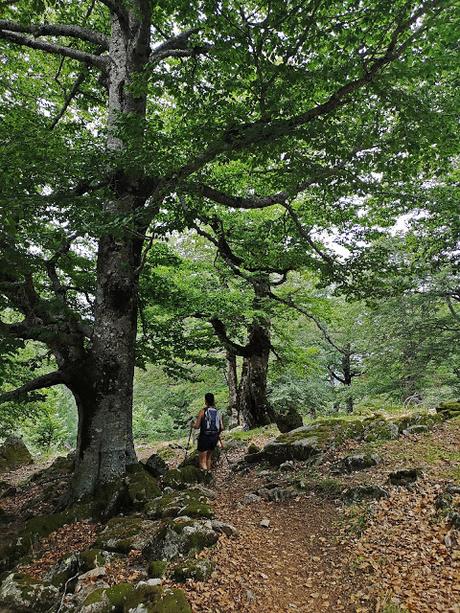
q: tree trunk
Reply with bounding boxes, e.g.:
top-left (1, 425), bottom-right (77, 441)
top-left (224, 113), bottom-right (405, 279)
top-left (341, 344), bottom-right (354, 414)
top-left (238, 323), bottom-right (272, 428)
top-left (70, 4), bottom-right (151, 499)
top-left (226, 350), bottom-right (240, 426)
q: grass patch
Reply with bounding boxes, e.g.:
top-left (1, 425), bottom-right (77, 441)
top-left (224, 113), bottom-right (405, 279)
top-left (224, 424), bottom-right (279, 442)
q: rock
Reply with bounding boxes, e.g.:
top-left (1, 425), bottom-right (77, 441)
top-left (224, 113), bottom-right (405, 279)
top-left (279, 460), bottom-right (295, 472)
top-left (44, 553), bottom-right (80, 587)
top-left (124, 464), bottom-right (162, 509)
top-left (436, 400), bottom-right (460, 420)
top-left (273, 407), bottom-right (303, 434)
top-left (137, 578), bottom-right (163, 587)
top-left (0, 437), bottom-right (33, 473)
top-left (210, 520), bottom-right (239, 537)
top-left (0, 480), bottom-right (16, 499)
top-left (243, 451), bottom-right (265, 464)
top-left (257, 486), bottom-right (297, 502)
top-left (143, 453), bottom-right (168, 478)
top-left (243, 493), bottom-right (261, 505)
top-left (335, 454), bottom-right (380, 474)
top-left (247, 443), bottom-right (261, 454)
top-left (388, 468), bottom-right (420, 486)
top-left (342, 485), bottom-right (389, 503)
top-left (363, 418), bottom-right (399, 442)
top-left (144, 488), bottom-right (213, 520)
top-left (95, 517), bottom-right (161, 555)
top-left (147, 517), bottom-right (218, 561)
top-left (260, 518), bottom-right (270, 528)
top-left (148, 560), bottom-right (168, 578)
top-left (231, 460), bottom-right (251, 473)
top-left (402, 424), bottom-right (429, 435)
top-left (81, 583), bottom-right (191, 613)
top-left (0, 573), bottom-right (59, 612)
top-left (163, 466), bottom-right (211, 490)
top-left (170, 558), bottom-right (214, 582)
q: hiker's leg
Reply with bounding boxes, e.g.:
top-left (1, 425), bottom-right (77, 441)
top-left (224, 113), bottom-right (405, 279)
top-left (206, 451), bottom-right (213, 471)
top-left (199, 451), bottom-right (208, 470)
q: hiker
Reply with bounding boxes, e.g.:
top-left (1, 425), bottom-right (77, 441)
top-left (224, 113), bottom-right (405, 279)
top-left (193, 392), bottom-right (224, 471)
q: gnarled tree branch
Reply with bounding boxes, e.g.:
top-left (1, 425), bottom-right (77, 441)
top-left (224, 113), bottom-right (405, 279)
top-left (0, 19), bottom-right (109, 48)
top-left (0, 371), bottom-right (65, 403)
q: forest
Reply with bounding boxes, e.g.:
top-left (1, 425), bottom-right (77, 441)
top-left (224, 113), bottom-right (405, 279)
top-left (0, 0), bottom-right (459, 612)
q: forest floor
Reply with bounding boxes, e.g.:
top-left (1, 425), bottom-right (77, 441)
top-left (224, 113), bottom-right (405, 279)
top-left (1, 417), bottom-right (459, 612)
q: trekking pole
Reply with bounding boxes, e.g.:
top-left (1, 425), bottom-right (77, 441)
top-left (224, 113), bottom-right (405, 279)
top-left (184, 423), bottom-right (193, 462)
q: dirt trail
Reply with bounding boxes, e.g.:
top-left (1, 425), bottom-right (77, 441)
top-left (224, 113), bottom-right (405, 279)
top-left (181, 453), bottom-right (366, 613)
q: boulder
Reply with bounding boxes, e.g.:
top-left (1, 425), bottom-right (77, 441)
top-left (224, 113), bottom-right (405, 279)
top-left (143, 453), bottom-right (168, 478)
top-left (402, 424), bottom-right (429, 435)
top-left (256, 486), bottom-right (297, 503)
top-left (342, 484), bottom-right (389, 503)
top-left (163, 466), bottom-right (211, 489)
top-left (170, 558), bottom-right (213, 582)
top-left (95, 517), bottom-right (161, 556)
top-left (247, 443), bottom-right (261, 454)
top-left (334, 454), bottom-right (380, 474)
top-left (44, 553), bottom-right (80, 587)
top-left (388, 468), bottom-right (420, 486)
top-left (362, 418), bottom-right (399, 442)
top-left (0, 573), bottom-right (59, 612)
top-left (124, 464), bottom-right (161, 509)
top-left (273, 407), bottom-right (303, 434)
top-left (144, 488), bottom-right (214, 520)
top-left (148, 517), bottom-right (218, 561)
top-left (436, 401), bottom-right (460, 420)
top-left (0, 437), bottom-right (33, 473)
top-left (81, 583), bottom-right (191, 613)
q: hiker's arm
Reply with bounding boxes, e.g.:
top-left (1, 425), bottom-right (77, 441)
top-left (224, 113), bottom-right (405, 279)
top-left (193, 409), bottom-right (204, 429)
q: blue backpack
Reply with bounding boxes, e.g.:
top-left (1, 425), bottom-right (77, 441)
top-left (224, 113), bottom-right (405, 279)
top-left (202, 407), bottom-right (220, 436)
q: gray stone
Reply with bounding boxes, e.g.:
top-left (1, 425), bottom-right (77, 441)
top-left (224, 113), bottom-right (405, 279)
top-left (243, 493), bottom-right (261, 505)
top-left (211, 520), bottom-right (239, 537)
top-left (260, 518), bottom-right (270, 528)
top-left (402, 425), bottom-right (429, 436)
top-left (388, 468), bottom-right (420, 486)
top-left (148, 518), bottom-right (218, 561)
top-left (143, 453), bottom-right (168, 478)
top-left (0, 437), bottom-right (33, 473)
top-left (257, 486), bottom-right (297, 502)
top-left (0, 573), bottom-right (58, 612)
top-left (335, 454), bottom-right (380, 474)
top-left (343, 485), bottom-right (389, 503)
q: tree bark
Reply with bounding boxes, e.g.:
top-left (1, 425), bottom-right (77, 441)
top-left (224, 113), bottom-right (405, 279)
top-left (341, 344), bottom-right (354, 414)
top-left (70, 2), bottom-right (151, 498)
top-left (238, 323), bottom-right (273, 428)
top-left (226, 349), bottom-right (240, 426)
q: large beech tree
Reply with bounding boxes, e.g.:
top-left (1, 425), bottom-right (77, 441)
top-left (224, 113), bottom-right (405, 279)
top-left (0, 0), bottom-right (456, 498)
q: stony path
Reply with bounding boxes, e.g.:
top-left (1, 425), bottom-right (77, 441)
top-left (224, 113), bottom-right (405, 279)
top-left (180, 454), bottom-right (366, 612)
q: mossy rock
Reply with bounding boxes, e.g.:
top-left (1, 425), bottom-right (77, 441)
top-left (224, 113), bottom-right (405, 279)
top-left (148, 560), bottom-right (168, 578)
top-left (144, 488), bottom-right (213, 520)
top-left (436, 401), bottom-right (460, 418)
top-left (83, 583), bottom-right (191, 613)
top-left (170, 558), bottom-right (214, 583)
top-left (95, 517), bottom-right (161, 556)
top-left (247, 443), bottom-right (261, 454)
top-left (78, 549), bottom-right (117, 572)
top-left (392, 412), bottom-right (443, 433)
top-left (0, 437), bottom-right (33, 474)
top-left (0, 572), bottom-right (59, 612)
top-left (362, 417), bottom-right (399, 442)
top-left (125, 464), bottom-right (161, 508)
top-left (163, 466), bottom-right (211, 490)
top-left (148, 518), bottom-right (218, 561)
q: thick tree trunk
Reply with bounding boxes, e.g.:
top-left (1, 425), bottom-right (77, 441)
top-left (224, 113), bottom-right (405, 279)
top-left (70, 3), bottom-right (151, 498)
top-left (341, 344), bottom-right (354, 414)
top-left (226, 350), bottom-right (240, 426)
top-left (238, 323), bottom-right (272, 428)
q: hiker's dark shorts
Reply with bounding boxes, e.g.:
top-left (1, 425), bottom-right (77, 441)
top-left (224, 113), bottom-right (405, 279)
top-left (197, 434), bottom-right (219, 452)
